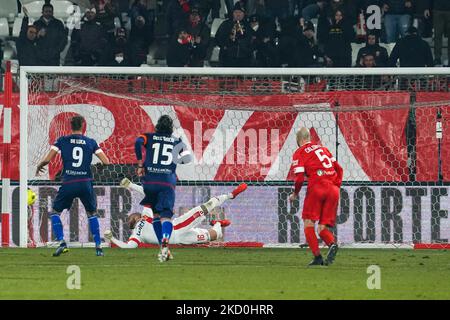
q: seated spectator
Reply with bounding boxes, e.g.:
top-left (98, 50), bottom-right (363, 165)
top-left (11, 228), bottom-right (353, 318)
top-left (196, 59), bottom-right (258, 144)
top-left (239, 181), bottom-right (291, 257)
top-left (355, 31), bottom-right (389, 66)
top-left (166, 29), bottom-right (194, 67)
top-left (107, 49), bottom-right (131, 66)
top-left (355, 53), bottom-right (384, 90)
top-left (129, 15), bottom-right (154, 66)
top-left (33, 1), bottom-right (68, 66)
top-left (323, 9), bottom-right (355, 67)
top-left (382, 0), bottom-right (414, 43)
top-left (215, 3), bottom-right (253, 67)
top-left (70, 8), bottom-right (108, 66)
top-left (16, 11), bottom-right (41, 66)
top-left (424, 0), bottom-right (450, 65)
top-left (388, 26), bottom-right (433, 67)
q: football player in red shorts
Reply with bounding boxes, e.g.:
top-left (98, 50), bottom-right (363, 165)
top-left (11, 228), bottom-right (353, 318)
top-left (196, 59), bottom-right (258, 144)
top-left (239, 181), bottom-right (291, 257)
top-left (289, 127), bottom-right (343, 266)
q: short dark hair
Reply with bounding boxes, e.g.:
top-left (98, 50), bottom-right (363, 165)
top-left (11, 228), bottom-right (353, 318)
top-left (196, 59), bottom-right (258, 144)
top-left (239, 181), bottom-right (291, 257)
top-left (155, 115), bottom-right (173, 135)
top-left (43, 3), bottom-right (54, 11)
top-left (71, 115), bottom-right (84, 131)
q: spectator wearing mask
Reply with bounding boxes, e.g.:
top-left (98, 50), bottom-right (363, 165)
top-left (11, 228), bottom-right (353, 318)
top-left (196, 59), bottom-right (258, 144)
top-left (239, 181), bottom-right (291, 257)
top-left (355, 31), bottom-right (389, 66)
top-left (16, 8), bottom-right (41, 66)
top-left (108, 49), bottom-right (130, 66)
top-left (382, 0), bottom-right (414, 43)
top-left (424, 0), bottom-right (450, 65)
top-left (389, 26), bottom-right (433, 66)
top-left (33, 1), bottom-right (68, 66)
top-left (215, 3), bottom-right (253, 67)
top-left (323, 9), bottom-right (355, 67)
top-left (70, 8), bottom-right (108, 66)
top-left (166, 29), bottom-right (194, 67)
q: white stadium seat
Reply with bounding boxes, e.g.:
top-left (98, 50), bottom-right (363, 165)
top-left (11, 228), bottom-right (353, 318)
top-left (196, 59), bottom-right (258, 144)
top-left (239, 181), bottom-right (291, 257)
top-left (0, 0), bottom-right (18, 20)
top-left (351, 43), bottom-right (365, 66)
top-left (21, 1), bottom-right (44, 19)
top-left (211, 18), bottom-right (225, 38)
top-left (0, 18), bottom-right (9, 38)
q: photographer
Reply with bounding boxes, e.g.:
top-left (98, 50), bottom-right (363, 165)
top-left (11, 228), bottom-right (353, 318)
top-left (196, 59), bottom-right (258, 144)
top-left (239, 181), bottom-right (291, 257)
top-left (215, 3), bottom-right (253, 67)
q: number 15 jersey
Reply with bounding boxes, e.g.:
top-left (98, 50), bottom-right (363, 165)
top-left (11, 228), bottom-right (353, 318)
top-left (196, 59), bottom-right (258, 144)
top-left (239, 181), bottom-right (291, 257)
top-left (139, 133), bottom-right (187, 185)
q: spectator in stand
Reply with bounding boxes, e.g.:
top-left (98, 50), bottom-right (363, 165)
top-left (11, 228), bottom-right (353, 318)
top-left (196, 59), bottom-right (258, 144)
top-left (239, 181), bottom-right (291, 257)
top-left (166, 28), bottom-right (194, 67)
top-left (90, 0), bottom-right (120, 43)
top-left (215, 3), bottom-right (253, 67)
top-left (107, 48), bottom-right (131, 66)
top-left (302, 21), bottom-right (325, 67)
top-left (323, 9), bottom-right (355, 67)
top-left (101, 27), bottom-right (129, 65)
top-left (129, 15), bottom-right (154, 66)
top-left (181, 7), bottom-right (210, 67)
top-left (382, 0), bottom-right (414, 43)
top-left (16, 7), bottom-right (41, 66)
top-left (265, 0), bottom-right (290, 24)
top-left (166, 0), bottom-right (194, 37)
top-left (356, 53), bottom-right (384, 89)
top-left (388, 26), bottom-right (433, 66)
top-left (129, 0), bottom-right (155, 36)
top-left (302, 0), bottom-right (327, 21)
top-left (33, 1), bottom-right (68, 66)
top-left (250, 14), bottom-right (280, 67)
top-left (355, 31), bottom-right (389, 66)
top-left (70, 8), bottom-right (108, 66)
top-left (424, 0), bottom-right (450, 65)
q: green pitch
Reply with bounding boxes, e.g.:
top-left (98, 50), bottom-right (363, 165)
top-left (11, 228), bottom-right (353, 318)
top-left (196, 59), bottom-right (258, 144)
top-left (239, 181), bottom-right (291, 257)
top-left (0, 248), bottom-right (449, 299)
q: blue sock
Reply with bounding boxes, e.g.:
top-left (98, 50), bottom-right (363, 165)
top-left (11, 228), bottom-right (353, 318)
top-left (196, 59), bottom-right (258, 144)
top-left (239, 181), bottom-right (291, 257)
top-left (51, 214), bottom-right (64, 242)
top-left (152, 217), bottom-right (162, 244)
top-left (161, 220), bottom-right (173, 241)
top-left (88, 216), bottom-right (101, 247)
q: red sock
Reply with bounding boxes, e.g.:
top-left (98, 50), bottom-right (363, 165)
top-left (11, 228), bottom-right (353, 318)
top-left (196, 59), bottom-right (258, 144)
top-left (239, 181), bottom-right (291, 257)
top-left (319, 229), bottom-right (335, 247)
top-left (304, 227), bottom-right (320, 256)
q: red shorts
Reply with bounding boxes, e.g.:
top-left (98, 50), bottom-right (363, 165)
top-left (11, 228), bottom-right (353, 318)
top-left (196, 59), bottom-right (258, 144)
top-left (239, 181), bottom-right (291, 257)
top-left (301, 181), bottom-right (340, 227)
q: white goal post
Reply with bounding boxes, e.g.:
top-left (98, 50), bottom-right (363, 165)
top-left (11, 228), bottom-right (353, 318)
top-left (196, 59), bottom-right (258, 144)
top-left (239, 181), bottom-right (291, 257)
top-left (14, 66), bottom-right (450, 248)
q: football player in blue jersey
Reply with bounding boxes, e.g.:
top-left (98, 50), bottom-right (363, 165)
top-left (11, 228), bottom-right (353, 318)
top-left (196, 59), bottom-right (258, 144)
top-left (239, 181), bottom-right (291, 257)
top-left (135, 115), bottom-right (192, 262)
top-left (36, 115), bottom-right (110, 257)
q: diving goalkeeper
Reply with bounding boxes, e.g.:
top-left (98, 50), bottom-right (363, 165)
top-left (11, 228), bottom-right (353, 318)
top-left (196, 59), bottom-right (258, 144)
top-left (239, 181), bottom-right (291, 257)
top-left (104, 178), bottom-right (247, 249)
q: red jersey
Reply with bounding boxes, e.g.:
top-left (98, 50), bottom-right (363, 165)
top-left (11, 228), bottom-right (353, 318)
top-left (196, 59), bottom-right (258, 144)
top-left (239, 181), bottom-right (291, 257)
top-left (291, 142), bottom-right (342, 192)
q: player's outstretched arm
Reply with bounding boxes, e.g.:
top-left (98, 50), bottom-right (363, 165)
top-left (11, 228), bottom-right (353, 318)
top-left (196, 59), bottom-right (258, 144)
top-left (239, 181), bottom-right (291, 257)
top-left (95, 150), bottom-right (110, 165)
top-left (290, 172), bottom-right (305, 202)
top-left (120, 178), bottom-right (144, 195)
top-left (36, 149), bottom-right (58, 176)
top-left (104, 230), bottom-right (138, 249)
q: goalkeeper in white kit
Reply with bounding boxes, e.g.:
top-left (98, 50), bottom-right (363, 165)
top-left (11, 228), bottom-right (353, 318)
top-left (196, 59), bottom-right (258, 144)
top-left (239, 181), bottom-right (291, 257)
top-left (104, 178), bottom-right (247, 252)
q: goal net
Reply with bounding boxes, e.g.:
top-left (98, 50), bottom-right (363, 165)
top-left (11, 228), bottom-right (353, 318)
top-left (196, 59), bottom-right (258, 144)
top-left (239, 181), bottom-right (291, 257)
top-left (6, 67), bottom-right (450, 249)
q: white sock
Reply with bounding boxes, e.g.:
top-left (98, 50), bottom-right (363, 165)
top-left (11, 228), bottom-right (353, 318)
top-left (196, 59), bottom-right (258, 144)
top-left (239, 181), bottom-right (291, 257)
top-left (213, 222), bottom-right (223, 239)
top-left (203, 194), bottom-right (231, 212)
top-left (129, 182), bottom-right (144, 195)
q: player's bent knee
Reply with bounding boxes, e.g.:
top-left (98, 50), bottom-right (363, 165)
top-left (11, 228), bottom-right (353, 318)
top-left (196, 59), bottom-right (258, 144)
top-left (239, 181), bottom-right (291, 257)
top-left (303, 219), bottom-right (315, 228)
top-left (209, 229), bottom-right (217, 241)
top-left (318, 224), bottom-right (327, 232)
top-left (86, 211), bottom-right (98, 218)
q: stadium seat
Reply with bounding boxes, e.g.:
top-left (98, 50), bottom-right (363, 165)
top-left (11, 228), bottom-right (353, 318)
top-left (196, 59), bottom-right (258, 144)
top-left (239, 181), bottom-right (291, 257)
top-left (0, 0), bottom-right (18, 21)
top-left (21, 1), bottom-right (44, 19)
top-left (380, 42), bottom-right (396, 56)
top-left (210, 46), bottom-right (220, 64)
top-left (0, 18), bottom-right (9, 38)
top-left (211, 18), bottom-right (225, 38)
top-left (351, 43), bottom-right (365, 66)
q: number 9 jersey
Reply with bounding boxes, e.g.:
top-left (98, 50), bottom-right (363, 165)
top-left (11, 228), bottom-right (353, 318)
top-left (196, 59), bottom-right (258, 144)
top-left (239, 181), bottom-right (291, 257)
top-left (52, 134), bottom-right (102, 182)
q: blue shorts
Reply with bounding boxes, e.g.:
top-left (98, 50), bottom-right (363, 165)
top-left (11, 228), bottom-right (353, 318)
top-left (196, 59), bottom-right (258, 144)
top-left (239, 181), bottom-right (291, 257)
top-left (140, 182), bottom-right (175, 219)
top-left (53, 180), bottom-right (97, 213)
